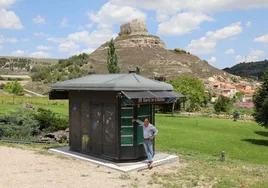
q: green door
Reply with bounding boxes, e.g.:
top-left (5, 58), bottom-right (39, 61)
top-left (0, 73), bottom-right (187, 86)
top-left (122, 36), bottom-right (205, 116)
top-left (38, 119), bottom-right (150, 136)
top-left (137, 105), bottom-right (151, 145)
top-left (120, 106), bottom-right (134, 146)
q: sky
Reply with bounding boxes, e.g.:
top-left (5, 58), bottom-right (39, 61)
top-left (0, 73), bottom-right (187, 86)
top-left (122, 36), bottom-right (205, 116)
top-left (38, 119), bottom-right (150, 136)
top-left (0, 0), bottom-right (268, 69)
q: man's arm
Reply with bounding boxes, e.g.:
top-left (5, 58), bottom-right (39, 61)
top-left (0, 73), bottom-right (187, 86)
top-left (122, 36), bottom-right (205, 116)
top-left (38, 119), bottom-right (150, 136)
top-left (132, 119), bottom-right (143, 125)
top-left (152, 126), bottom-right (158, 136)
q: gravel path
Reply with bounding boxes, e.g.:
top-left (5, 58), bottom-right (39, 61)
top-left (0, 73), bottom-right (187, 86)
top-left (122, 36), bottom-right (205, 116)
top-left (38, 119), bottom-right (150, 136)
top-left (0, 146), bottom-right (132, 188)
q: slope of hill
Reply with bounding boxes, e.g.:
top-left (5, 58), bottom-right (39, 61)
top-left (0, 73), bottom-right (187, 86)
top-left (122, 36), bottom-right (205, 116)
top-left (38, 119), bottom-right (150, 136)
top-left (86, 21), bottom-right (231, 80)
top-left (0, 56), bottom-right (59, 75)
top-left (223, 60), bottom-right (268, 80)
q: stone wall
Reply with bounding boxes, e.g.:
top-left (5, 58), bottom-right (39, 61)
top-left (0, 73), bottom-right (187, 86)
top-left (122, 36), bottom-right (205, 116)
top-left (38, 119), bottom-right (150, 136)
top-left (120, 19), bottom-right (148, 36)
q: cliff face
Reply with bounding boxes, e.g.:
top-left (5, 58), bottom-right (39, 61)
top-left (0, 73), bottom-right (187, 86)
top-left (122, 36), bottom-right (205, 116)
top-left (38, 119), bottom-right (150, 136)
top-left (86, 20), bottom-right (231, 80)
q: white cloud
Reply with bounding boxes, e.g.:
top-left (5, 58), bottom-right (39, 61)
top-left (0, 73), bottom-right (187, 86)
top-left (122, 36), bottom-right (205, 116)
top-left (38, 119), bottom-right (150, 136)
top-left (157, 12), bottom-right (213, 36)
top-left (225, 48), bottom-right (235, 54)
top-left (0, 8), bottom-right (23, 29)
top-left (186, 22), bottom-right (243, 55)
top-left (5, 37), bottom-right (17, 43)
top-left (47, 37), bottom-right (65, 43)
top-left (58, 41), bottom-right (80, 53)
top-left (246, 21), bottom-right (252, 27)
top-left (61, 17), bottom-right (69, 27)
top-left (11, 50), bottom-right (25, 56)
top-left (236, 49), bottom-right (265, 63)
top-left (0, 0), bottom-right (16, 8)
top-left (0, 45), bottom-right (3, 50)
top-left (29, 51), bottom-right (51, 58)
top-left (33, 32), bottom-right (46, 37)
top-left (206, 22), bottom-right (242, 40)
top-left (254, 34), bottom-right (268, 44)
top-left (33, 15), bottom-right (45, 24)
top-left (111, 0), bottom-right (268, 16)
top-left (36, 45), bottom-right (52, 51)
top-left (88, 2), bottom-right (147, 28)
top-left (208, 56), bottom-right (217, 64)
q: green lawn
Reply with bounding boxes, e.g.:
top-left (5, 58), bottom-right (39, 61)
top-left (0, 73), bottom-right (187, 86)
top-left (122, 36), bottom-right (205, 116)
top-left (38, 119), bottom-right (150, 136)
top-left (156, 114), bottom-right (268, 165)
top-left (1, 103), bottom-right (267, 166)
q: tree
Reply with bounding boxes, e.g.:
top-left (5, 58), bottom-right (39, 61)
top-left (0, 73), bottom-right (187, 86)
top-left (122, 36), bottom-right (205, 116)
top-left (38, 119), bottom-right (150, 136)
top-left (214, 95), bottom-right (232, 114)
top-left (107, 38), bottom-right (120, 73)
top-left (233, 109), bottom-right (240, 121)
top-left (168, 76), bottom-right (208, 112)
top-left (4, 81), bottom-right (24, 104)
top-left (253, 67), bottom-right (268, 128)
top-left (136, 67), bottom-right (140, 75)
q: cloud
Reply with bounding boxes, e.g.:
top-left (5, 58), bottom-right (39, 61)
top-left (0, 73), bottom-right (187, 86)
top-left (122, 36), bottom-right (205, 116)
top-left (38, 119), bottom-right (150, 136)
top-left (254, 34), bottom-right (268, 44)
top-left (225, 48), bottom-right (235, 54)
top-left (11, 50), bottom-right (25, 56)
top-left (246, 21), bottom-right (252, 27)
top-left (29, 51), bottom-right (51, 58)
top-left (206, 22), bottom-right (242, 40)
top-left (0, 35), bottom-right (18, 43)
top-left (61, 17), bottom-right (69, 27)
top-left (58, 41), bottom-right (80, 53)
top-left (236, 49), bottom-right (265, 63)
top-left (0, 0), bottom-right (16, 8)
top-left (0, 8), bottom-right (23, 29)
top-left (36, 45), bottom-right (52, 51)
top-left (47, 37), bottom-right (65, 43)
top-left (33, 15), bottom-right (45, 24)
top-left (186, 22), bottom-right (243, 55)
top-left (33, 32), bottom-right (46, 37)
top-left (21, 38), bottom-right (29, 42)
top-left (208, 56), bottom-right (217, 64)
top-left (157, 12), bottom-right (214, 36)
top-left (88, 2), bottom-right (147, 28)
top-left (0, 45), bottom-right (3, 50)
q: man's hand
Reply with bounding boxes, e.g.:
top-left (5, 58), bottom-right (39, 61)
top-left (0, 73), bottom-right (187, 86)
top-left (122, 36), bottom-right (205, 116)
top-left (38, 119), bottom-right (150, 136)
top-left (132, 119), bottom-right (137, 123)
top-left (149, 136), bottom-right (154, 140)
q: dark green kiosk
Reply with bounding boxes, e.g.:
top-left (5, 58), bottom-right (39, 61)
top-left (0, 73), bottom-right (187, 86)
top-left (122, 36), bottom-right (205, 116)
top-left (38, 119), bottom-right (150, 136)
top-left (49, 73), bottom-right (183, 162)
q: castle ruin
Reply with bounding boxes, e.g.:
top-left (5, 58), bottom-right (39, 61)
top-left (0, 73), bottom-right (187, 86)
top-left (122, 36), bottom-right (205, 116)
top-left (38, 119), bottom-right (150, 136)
top-left (120, 19), bottom-right (148, 36)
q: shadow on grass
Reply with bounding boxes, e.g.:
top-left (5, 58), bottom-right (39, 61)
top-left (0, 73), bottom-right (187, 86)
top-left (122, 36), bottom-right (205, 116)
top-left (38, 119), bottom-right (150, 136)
top-left (242, 139), bottom-right (268, 146)
top-left (255, 131), bottom-right (268, 137)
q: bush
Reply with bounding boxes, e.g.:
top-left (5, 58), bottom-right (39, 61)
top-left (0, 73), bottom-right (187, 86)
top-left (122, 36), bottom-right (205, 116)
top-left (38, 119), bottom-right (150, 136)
top-left (233, 110), bottom-right (240, 121)
top-left (174, 48), bottom-right (187, 54)
top-left (34, 108), bottom-right (68, 132)
top-left (214, 95), bottom-right (232, 114)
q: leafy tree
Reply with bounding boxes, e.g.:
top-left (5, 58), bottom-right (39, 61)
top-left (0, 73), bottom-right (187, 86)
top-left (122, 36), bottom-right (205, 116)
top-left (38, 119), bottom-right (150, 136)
top-left (253, 67), bottom-right (268, 128)
top-left (107, 38), bottom-right (120, 73)
top-left (214, 95), bottom-right (232, 114)
top-left (4, 81), bottom-right (24, 104)
top-left (136, 67), bottom-right (140, 74)
top-left (168, 76), bottom-right (208, 111)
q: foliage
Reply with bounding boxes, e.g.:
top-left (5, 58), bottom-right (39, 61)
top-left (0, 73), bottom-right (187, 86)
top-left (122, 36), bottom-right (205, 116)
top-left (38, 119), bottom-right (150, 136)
top-left (135, 67), bottom-right (140, 75)
top-left (107, 38), bottom-right (120, 73)
top-left (4, 81), bottom-right (24, 103)
top-left (34, 108), bottom-right (68, 132)
top-left (174, 48), bottom-right (189, 54)
top-left (214, 95), bottom-right (232, 114)
top-left (230, 77), bottom-right (239, 83)
top-left (4, 81), bottom-right (24, 95)
top-left (253, 67), bottom-right (268, 128)
top-left (233, 109), bottom-right (240, 121)
top-left (168, 76), bottom-right (208, 111)
top-left (0, 108), bottom-right (39, 138)
top-left (31, 53), bottom-right (89, 83)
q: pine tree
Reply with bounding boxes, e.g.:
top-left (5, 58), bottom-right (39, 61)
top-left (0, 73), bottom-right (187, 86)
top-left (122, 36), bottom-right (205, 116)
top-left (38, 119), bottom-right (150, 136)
top-left (253, 67), bottom-right (268, 128)
top-left (107, 39), bottom-right (120, 73)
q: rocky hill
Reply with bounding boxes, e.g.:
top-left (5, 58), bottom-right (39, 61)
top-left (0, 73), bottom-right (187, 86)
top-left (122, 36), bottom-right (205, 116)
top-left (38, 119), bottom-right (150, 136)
top-left (86, 19), bottom-right (232, 80)
top-left (0, 56), bottom-right (59, 75)
top-left (223, 60), bottom-right (268, 80)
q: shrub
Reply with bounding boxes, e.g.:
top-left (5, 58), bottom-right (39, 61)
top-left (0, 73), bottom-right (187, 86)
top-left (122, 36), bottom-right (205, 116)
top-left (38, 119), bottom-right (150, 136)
top-left (233, 110), bottom-right (240, 121)
top-left (34, 108), bottom-right (68, 132)
top-left (174, 48), bottom-right (187, 54)
top-left (214, 95), bottom-right (232, 114)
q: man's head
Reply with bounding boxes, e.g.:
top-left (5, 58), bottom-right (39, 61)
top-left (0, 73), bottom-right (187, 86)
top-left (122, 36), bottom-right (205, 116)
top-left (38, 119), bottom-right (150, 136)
top-left (144, 118), bottom-right (149, 127)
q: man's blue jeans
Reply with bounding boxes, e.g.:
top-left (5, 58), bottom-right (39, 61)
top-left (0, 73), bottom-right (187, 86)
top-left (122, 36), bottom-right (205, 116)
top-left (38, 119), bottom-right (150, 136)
top-left (143, 139), bottom-right (154, 162)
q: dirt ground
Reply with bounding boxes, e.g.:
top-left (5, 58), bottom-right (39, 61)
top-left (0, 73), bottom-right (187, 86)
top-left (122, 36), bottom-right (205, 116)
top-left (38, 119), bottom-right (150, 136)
top-left (0, 146), bottom-right (183, 188)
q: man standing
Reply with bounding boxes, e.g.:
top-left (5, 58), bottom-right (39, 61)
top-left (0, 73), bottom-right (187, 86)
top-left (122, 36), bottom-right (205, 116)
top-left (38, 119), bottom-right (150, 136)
top-left (133, 118), bottom-right (158, 167)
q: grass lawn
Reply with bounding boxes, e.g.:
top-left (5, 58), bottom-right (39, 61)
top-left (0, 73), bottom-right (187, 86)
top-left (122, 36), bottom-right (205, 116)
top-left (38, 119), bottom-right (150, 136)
top-left (156, 114), bottom-right (268, 165)
top-left (0, 103), bottom-right (68, 115)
